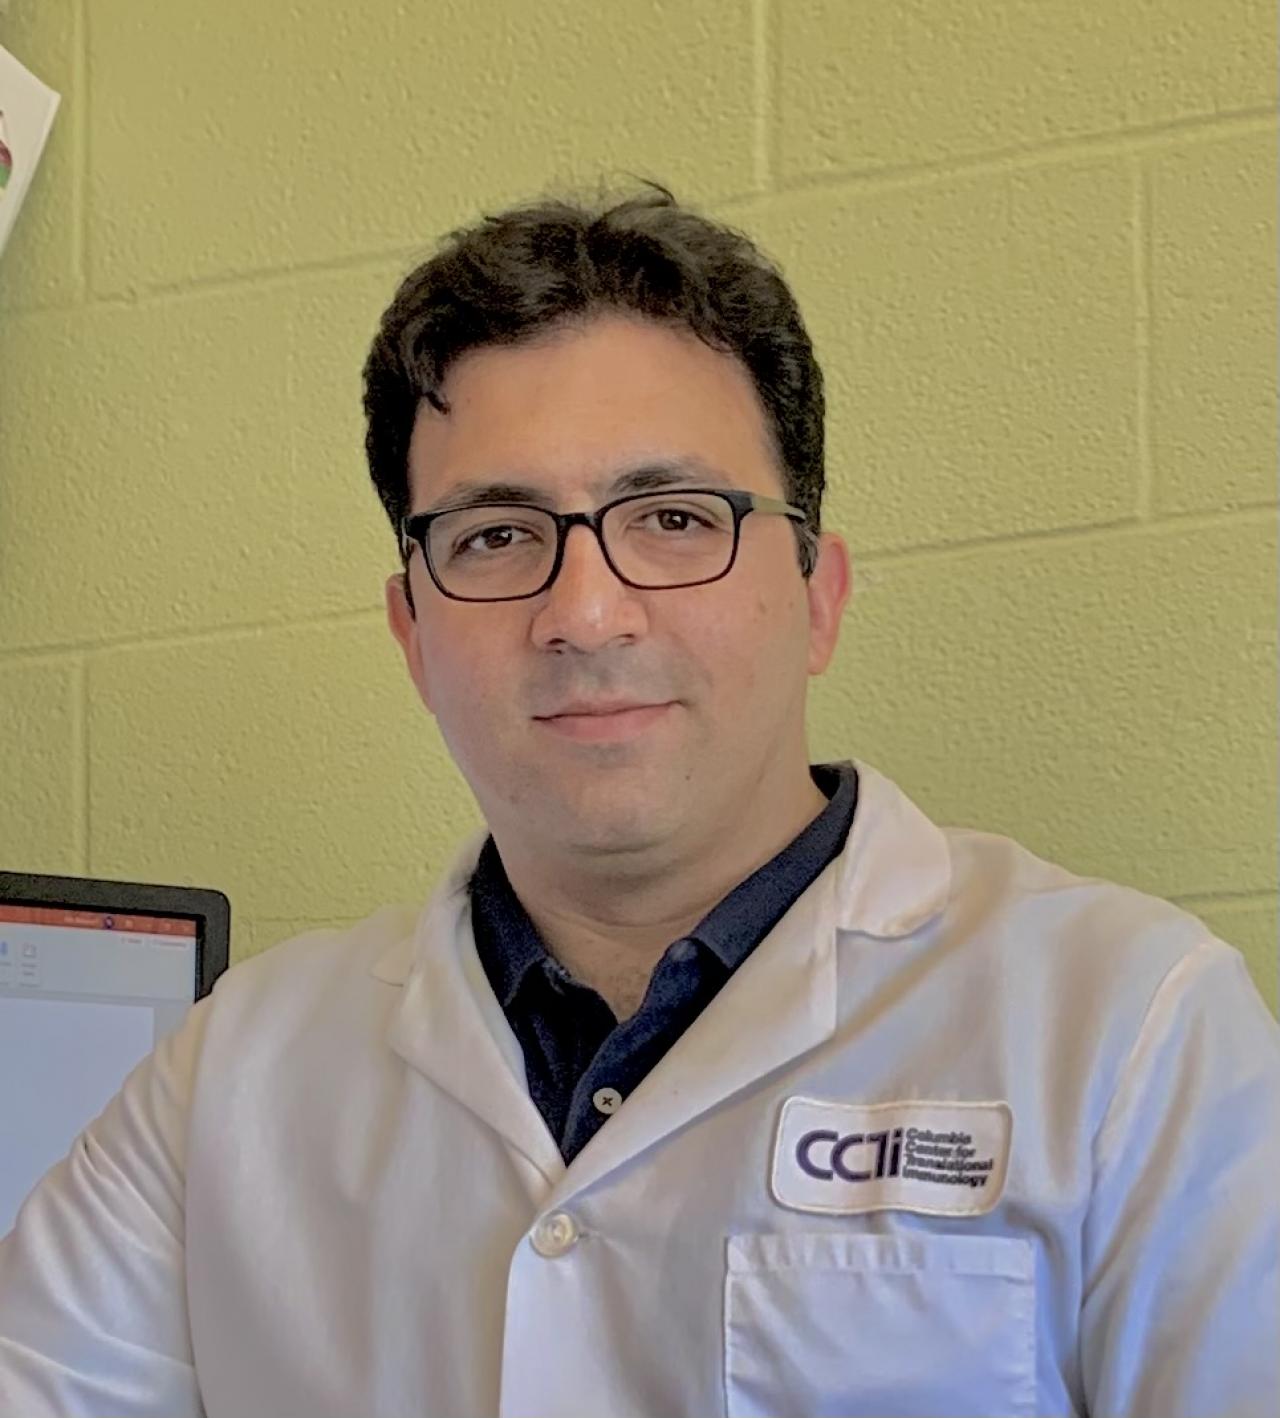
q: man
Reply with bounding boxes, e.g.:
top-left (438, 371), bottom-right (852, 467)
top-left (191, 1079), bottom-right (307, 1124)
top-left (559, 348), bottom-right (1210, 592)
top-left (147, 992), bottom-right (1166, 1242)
top-left (1, 180), bottom-right (1277, 1418)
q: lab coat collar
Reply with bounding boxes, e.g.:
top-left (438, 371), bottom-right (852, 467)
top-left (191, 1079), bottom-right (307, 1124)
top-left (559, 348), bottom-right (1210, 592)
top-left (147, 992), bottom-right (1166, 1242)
top-left (829, 759), bottom-right (954, 939)
top-left (368, 759), bottom-right (951, 1195)
top-left (371, 760), bottom-right (951, 990)
top-left (374, 827), bottom-right (562, 1179)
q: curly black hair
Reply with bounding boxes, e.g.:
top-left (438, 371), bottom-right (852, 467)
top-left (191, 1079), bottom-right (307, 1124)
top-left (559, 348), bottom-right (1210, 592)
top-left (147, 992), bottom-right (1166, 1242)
top-left (362, 176), bottom-right (826, 610)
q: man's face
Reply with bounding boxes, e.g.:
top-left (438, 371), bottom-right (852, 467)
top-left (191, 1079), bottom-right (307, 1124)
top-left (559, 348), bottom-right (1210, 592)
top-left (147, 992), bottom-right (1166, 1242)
top-left (386, 312), bottom-right (849, 865)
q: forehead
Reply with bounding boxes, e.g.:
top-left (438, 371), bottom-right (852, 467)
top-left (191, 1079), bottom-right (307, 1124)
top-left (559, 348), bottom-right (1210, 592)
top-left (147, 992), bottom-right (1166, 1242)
top-left (406, 314), bottom-right (781, 511)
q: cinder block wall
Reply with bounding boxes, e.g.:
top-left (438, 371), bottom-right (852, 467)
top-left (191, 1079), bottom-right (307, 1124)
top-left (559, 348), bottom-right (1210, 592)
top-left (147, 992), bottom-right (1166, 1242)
top-left (1, 2), bottom-right (1275, 1006)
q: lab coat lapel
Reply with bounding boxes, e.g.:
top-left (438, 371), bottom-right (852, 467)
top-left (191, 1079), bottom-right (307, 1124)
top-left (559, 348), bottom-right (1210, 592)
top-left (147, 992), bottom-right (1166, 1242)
top-left (539, 760), bottom-right (952, 1205)
top-left (369, 762), bottom-right (952, 1206)
top-left (372, 827), bottom-right (566, 1187)
top-left (543, 863), bottom-right (841, 1208)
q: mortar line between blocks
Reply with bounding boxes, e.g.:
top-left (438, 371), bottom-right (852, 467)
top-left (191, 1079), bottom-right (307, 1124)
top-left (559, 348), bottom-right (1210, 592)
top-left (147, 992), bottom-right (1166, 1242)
top-left (752, 0), bottom-right (772, 191)
top-left (1174, 889), bottom-right (1279, 910)
top-left (75, 0), bottom-right (92, 296)
top-left (70, 0), bottom-right (87, 292)
top-left (757, 106), bottom-right (1280, 203)
top-left (1134, 157), bottom-right (1154, 520)
top-left (77, 655), bottom-right (89, 874)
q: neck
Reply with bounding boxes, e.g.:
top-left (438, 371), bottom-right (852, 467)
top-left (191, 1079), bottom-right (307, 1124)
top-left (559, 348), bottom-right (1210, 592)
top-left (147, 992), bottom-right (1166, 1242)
top-left (491, 768), bottom-right (830, 1017)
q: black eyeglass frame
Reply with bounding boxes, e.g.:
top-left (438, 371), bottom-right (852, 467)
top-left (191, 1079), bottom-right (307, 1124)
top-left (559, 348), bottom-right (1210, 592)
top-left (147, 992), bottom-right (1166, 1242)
top-left (398, 488), bottom-right (812, 603)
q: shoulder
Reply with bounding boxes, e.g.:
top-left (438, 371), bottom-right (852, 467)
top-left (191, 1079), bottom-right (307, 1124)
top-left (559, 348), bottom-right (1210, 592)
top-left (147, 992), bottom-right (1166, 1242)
top-left (198, 902), bottom-right (420, 1048)
top-left (941, 822), bottom-right (1211, 969)
top-left (934, 822), bottom-right (1260, 1046)
top-left (932, 822), bottom-right (1277, 1131)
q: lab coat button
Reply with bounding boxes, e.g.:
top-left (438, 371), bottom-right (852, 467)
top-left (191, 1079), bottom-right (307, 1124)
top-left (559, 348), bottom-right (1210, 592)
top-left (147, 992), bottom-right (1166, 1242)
top-left (592, 1087), bottom-right (622, 1115)
top-left (531, 1211), bottom-right (580, 1258)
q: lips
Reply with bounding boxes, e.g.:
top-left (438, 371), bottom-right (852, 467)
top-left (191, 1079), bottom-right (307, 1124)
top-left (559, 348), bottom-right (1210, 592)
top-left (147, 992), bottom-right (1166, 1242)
top-left (538, 701), bottom-right (667, 719)
top-left (534, 701), bottom-right (675, 741)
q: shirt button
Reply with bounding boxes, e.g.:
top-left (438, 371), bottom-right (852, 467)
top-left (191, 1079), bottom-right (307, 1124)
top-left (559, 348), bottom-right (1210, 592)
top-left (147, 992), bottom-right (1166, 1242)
top-left (530, 1211), bottom-right (580, 1258)
top-left (592, 1087), bottom-right (623, 1116)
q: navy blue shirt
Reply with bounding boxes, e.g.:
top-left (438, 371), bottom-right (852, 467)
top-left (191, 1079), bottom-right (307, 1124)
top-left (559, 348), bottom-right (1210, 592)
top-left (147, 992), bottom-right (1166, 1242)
top-left (470, 760), bottom-right (859, 1165)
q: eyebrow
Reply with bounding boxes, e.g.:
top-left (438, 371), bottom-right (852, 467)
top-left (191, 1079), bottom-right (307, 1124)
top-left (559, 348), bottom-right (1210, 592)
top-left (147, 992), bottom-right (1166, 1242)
top-left (415, 456), bottom-right (734, 517)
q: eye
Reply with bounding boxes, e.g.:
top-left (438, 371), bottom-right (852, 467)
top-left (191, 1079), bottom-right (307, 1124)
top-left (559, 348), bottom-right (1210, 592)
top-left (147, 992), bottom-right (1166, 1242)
top-left (453, 522), bottom-right (540, 557)
top-left (634, 504), bottom-right (718, 534)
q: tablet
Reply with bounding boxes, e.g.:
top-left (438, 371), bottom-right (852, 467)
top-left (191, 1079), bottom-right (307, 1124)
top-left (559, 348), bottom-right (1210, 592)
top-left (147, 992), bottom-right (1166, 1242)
top-left (0, 869), bottom-right (230, 1236)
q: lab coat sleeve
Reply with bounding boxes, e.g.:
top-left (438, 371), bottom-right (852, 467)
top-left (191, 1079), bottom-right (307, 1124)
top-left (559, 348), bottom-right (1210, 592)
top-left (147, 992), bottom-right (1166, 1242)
top-left (1080, 939), bottom-right (1280, 1418)
top-left (0, 994), bottom-right (210, 1418)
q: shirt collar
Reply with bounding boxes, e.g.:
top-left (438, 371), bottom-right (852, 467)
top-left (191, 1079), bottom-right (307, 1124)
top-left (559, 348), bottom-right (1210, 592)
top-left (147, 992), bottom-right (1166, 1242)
top-left (679, 760), bottom-right (857, 971)
top-left (469, 761), bottom-right (860, 1007)
top-left (468, 835), bottom-right (551, 1008)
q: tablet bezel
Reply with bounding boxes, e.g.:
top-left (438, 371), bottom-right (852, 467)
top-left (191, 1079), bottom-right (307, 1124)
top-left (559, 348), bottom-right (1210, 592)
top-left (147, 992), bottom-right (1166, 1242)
top-left (0, 870), bottom-right (230, 1000)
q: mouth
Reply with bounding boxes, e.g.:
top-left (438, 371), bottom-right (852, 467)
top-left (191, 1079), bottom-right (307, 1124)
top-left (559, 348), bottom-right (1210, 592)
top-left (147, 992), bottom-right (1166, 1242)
top-left (534, 702), bottom-right (675, 743)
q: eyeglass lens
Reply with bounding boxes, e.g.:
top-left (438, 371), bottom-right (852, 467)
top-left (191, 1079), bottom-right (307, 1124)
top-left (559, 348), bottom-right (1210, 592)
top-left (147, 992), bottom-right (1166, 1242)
top-left (426, 492), bottom-right (737, 599)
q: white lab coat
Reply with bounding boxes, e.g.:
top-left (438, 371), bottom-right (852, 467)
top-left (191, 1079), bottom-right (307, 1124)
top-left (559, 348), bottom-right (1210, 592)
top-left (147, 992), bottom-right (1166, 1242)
top-left (1, 760), bottom-right (1277, 1418)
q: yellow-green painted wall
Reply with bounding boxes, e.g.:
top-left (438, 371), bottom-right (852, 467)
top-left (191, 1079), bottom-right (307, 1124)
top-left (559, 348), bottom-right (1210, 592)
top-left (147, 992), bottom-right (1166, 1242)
top-left (1, 1), bottom-right (1276, 1007)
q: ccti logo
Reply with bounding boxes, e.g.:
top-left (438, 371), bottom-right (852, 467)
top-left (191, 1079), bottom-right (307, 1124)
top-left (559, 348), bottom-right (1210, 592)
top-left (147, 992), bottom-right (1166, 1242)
top-left (796, 1127), bottom-right (904, 1182)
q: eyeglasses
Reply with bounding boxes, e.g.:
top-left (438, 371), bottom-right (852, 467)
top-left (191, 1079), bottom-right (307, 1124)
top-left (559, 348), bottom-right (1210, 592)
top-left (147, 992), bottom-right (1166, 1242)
top-left (399, 488), bottom-right (810, 603)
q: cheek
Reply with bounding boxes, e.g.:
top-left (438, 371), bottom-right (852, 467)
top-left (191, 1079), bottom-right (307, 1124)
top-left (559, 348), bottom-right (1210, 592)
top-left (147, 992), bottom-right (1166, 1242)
top-left (745, 587), bottom-right (809, 691)
top-left (419, 619), bottom-right (508, 722)
top-left (693, 591), bottom-right (793, 701)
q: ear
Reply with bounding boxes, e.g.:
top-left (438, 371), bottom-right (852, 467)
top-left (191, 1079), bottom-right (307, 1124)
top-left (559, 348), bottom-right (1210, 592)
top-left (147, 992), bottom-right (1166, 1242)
top-left (385, 568), bottom-right (436, 714)
top-left (805, 531), bottom-right (852, 675)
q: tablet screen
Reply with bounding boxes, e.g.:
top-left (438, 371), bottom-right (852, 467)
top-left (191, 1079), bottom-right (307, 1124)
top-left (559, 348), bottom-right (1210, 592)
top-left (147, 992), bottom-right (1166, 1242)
top-left (0, 901), bottom-right (200, 1235)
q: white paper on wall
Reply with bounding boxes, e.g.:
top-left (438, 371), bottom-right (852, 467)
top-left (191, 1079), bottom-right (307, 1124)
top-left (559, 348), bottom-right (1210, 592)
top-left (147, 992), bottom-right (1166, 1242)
top-left (0, 41), bottom-right (60, 260)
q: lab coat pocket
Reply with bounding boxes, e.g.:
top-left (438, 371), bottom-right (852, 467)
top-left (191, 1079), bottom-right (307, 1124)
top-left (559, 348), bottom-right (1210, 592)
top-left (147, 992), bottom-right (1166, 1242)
top-left (723, 1230), bottom-right (1036, 1418)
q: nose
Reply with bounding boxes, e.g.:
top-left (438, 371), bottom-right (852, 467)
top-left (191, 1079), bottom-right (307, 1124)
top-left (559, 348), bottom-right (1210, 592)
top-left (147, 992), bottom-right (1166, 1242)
top-left (530, 521), bottom-right (649, 652)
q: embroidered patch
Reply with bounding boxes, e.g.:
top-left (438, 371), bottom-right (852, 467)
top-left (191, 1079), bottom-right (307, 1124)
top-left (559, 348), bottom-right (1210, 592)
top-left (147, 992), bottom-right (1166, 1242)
top-left (771, 1097), bottom-right (1013, 1218)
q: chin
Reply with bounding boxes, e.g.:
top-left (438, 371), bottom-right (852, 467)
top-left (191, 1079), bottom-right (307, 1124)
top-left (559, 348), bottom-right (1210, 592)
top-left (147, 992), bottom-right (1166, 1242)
top-left (514, 780), bottom-right (653, 845)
